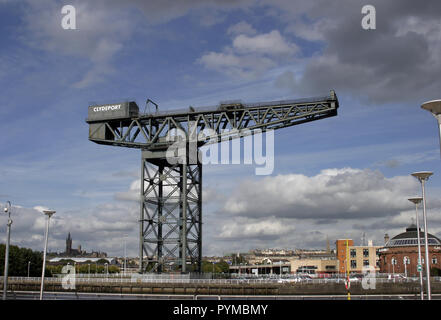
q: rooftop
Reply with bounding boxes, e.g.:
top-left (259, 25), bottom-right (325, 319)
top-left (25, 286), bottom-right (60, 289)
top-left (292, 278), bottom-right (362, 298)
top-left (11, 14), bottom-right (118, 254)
top-left (385, 224), bottom-right (441, 247)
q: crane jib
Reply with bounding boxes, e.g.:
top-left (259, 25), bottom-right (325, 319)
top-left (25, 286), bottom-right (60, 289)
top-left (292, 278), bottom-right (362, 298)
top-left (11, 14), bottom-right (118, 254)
top-left (86, 90), bottom-right (339, 151)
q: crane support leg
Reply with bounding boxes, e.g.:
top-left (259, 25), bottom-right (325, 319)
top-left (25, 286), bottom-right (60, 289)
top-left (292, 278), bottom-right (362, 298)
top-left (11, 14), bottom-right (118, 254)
top-left (139, 150), bottom-right (202, 273)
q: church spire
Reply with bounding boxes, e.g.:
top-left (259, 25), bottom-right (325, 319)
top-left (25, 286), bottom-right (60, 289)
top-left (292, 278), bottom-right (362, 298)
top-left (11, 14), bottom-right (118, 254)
top-left (66, 232), bottom-right (72, 255)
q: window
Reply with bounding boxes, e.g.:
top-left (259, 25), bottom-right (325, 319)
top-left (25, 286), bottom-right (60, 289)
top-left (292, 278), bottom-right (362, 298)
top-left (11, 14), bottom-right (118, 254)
top-left (351, 260), bottom-right (357, 268)
top-left (326, 265), bottom-right (336, 270)
top-left (363, 249), bottom-right (369, 257)
top-left (403, 256), bottom-right (410, 265)
top-left (432, 257), bottom-right (438, 264)
top-left (363, 259), bottom-right (370, 267)
top-left (350, 249), bottom-right (356, 258)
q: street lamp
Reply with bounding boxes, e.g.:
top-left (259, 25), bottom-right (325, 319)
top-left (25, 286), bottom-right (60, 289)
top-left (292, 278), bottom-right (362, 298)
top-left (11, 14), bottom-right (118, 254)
top-left (27, 261), bottom-right (31, 278)
top-left (391, 257), bottom-right (397, 278)
top-left (421, 100), bottom-right (441, 158)
top-left (123, 234), bottom-right (128, 276)
top-left (403, 256), bottom-right (410, 277)
top-left (40, 209), bottom-right (55, 300)
top-left (2, 201), bottom-right (12, 300)
top-left (408, 197), bottom-right (424, 300)
top-left (411, 171), bottom-right (433, 300)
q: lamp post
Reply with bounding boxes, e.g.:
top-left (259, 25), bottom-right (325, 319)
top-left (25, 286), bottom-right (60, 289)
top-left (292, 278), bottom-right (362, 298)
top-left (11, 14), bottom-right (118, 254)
top-left (27, 261), bottom-right (31, 278)
top-left (2, 201), bottom-right (12, 300)
top-left (123, 234), bottom-right (128, 276)
top-left (40, 209), bottom-right (55, 300)
top-left (411, 171), bottom-right (433, 300)
top-left (392, 257), bottom-right (396, 277)
top-left (403, 256), bottom-right (409, 277)
top-left (421, 100), bottom-right (441, 159)
top-left (408, 197), bottom-right (424, 300)
top-left (105, 262), bottom-right (108, 275)
top-left (346, 239), bottom-right (350, 301)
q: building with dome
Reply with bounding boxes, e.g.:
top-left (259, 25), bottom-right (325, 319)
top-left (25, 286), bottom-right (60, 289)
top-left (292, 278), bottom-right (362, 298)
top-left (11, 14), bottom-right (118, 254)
top-left (379, 224), bottom-right (441, 276)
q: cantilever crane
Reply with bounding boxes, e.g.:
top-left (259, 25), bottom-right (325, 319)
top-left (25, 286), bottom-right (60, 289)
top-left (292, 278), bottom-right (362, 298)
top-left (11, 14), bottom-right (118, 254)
top-left (86, 90), bottom-right (339, 273)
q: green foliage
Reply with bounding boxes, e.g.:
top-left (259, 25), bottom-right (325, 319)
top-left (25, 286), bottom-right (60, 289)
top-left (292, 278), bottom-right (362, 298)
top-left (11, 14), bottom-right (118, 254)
top-left (96, 258), bottom-right (109, 265)
top-left (76, 264), bottom-right (102, 274)
top-left (0, 243), bottom-right (44, 277)
top-left (57, 259), bottom-right (75, 264)
top-left (108, 265), bottom-right (120, 273)
top-left (46, 264), bottom-right (64, 275)
top-left (202, 259), bottom-right (230, 273)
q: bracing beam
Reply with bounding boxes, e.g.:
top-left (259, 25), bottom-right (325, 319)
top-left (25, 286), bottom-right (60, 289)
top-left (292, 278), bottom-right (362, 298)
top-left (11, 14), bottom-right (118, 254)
top-left (139, 151), bottom-right (202, 273)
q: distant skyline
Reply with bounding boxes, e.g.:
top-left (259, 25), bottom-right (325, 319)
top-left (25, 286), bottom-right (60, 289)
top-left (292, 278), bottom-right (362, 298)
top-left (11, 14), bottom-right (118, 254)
top-left (1, 0), bottom-right (441, 257)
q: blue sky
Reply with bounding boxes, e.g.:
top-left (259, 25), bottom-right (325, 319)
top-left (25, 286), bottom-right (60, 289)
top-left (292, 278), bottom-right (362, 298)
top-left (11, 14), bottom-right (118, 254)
top-left (1, 0), bottom-right (441, 257)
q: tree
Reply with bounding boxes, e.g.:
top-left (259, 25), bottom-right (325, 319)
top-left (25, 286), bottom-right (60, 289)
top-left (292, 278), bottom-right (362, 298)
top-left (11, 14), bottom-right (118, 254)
top-left (216, 260), bottom-right (230, 273)
top-left (58, 259), bottom-right (75, 265)
top-left (0, 244), bottom-right (44, 277)
top-left (96, 258), bottom-right (109, 265)
top-left (201, 259), bottom-right (230, 274)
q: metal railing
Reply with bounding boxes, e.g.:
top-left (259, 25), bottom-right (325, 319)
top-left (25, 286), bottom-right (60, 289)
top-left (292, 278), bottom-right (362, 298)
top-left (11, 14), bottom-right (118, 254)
top-left (4, 276), bottom-right (441, 285)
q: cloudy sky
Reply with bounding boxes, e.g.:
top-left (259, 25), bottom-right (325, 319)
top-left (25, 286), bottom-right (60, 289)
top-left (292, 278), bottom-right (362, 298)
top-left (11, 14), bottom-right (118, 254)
top-left (1, 0), bottom-right (441, 257)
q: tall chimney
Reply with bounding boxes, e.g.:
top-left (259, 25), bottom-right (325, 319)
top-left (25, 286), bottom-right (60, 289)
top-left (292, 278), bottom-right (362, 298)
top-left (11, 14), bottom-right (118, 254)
top-left (384, 233), bottom-right (390, 245)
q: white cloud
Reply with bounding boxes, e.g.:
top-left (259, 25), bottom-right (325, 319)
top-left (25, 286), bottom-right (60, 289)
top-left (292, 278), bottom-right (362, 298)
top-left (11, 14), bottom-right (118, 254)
top-left (217, 217), bottom-right (295, 240)
top-left (33, 205), bottom-right (50, 213)
top-left (232, 30), bottom-right (298, 56)
top-left (285, 18), bottom-right (335, 42)
top-left (222, 168), bottom-right (426, 220)
top-left (0, 201), bottom-right (139, 256)
top-left (198, 29), bottom-right (297, 78)
top-left (199, 52), bottom-right (242, 69)
top-left (114, 180), bottom-right (141, 202)
top-left (198, 51), bottom-right (276, 78)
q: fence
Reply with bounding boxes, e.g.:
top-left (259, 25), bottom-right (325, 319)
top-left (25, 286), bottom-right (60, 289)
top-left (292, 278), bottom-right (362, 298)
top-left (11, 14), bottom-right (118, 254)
top-left (5, 276), bottom-right (441, 285)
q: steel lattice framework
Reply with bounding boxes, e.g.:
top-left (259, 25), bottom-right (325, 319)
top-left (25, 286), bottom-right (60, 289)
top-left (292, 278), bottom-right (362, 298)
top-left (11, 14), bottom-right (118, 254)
top-left (140, 157), bottom-right (202, 273)
top-left (86, 90), bottom-right (339, 273)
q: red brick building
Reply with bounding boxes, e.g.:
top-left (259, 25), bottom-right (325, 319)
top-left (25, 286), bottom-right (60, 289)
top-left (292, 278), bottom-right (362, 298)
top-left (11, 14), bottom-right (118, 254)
top-left (379, 224), bottom-right (441, 276)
